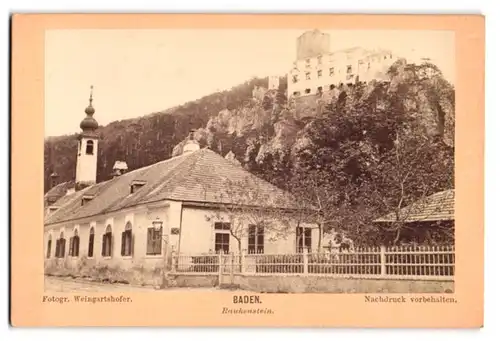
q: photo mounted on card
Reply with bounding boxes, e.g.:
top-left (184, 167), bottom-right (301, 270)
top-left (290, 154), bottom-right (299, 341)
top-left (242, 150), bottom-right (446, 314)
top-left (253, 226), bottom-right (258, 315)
top-left (10, 14), bottom-right (484, 327)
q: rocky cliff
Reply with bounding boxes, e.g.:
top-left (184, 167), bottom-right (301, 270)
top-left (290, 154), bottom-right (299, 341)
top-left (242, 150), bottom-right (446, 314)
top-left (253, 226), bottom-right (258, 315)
top-left (45, 59), bottom-right (454, 195)
top-left (171, 59), bottom-right (454, 182)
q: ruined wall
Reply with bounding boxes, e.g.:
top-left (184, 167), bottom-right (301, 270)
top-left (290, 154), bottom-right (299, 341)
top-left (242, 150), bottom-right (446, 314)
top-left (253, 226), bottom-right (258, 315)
top-left (291, 88), bottom-right (338, 120)
top-left (292, 95), bottom-right (320, 120)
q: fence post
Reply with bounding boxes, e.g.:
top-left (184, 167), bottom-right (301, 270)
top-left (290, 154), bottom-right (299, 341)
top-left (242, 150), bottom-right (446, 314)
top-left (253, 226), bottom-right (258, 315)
top-left (230, 252), bottom-right (234, 285)
top-left (241, 250), bottom-right (246, 275)
top-left (303, 249), bottom-right (308, 274)
top-left (171, 250), bottom-right (177, 273)
top-left (218, 250), bottom-right (223, 287)
top-left (380, 245), bottom-right (386, 276)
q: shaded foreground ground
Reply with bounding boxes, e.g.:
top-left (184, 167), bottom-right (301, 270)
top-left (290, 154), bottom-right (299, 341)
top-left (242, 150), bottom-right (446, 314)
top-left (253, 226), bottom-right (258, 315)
top-left (44, 276), bottom-right (225, 292)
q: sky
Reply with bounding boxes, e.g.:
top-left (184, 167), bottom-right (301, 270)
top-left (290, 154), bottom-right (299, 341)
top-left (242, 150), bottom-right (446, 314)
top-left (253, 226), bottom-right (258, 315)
top-left (45, 29), bottom-right (455, 137)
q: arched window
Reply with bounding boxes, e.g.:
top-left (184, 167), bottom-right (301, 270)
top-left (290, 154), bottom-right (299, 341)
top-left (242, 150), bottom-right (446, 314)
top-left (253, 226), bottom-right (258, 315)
top-left (121, 222), bottom-right (134, 257)
top-left (55, 231), bottom-right (66, 258)
top-left (88, 227), bottom-right (95, 257)
top-left (69, 229), bottom-right (80, 257)
top-left (46, 235), bottom-right (52, 259)
top-left (102, 225), bottom-right (113, 257)
top-left (85, 140), bottom-right (94, 155)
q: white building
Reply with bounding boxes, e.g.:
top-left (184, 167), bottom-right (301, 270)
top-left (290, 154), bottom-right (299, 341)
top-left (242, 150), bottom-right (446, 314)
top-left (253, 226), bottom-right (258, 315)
top-left (44, 91), bottom-right (319, 274)
top-left (287, 30), bottom-right (396, 98)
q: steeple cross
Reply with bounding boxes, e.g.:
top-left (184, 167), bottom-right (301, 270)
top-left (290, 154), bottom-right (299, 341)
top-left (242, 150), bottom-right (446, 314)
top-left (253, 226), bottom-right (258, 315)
top-left (89, 85), bottom-right (94, 106)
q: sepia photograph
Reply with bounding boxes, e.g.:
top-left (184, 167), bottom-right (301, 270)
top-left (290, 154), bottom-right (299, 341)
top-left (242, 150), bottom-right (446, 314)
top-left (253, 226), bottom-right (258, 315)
top-left (42, 27), bottom-right (456, 295)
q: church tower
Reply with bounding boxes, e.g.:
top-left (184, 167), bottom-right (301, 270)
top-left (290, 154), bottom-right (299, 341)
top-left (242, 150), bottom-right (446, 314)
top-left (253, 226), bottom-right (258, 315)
top-left (75, 86), bottom-right (99, 190)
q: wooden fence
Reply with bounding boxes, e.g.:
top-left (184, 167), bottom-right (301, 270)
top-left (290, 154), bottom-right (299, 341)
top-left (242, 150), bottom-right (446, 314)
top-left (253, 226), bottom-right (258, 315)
top-left (171, 245), bottom-right (455, 281)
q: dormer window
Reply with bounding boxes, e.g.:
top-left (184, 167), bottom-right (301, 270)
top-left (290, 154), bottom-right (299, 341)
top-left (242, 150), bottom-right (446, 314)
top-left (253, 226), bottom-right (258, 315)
top-left (47, 205), bottom-right (59, 215)
top-left (81, 194), bottom-right (94, 206)
top-left (130, 180), bottom-right (146, 194)
top-left (47, 196), bottom-right (57, 205)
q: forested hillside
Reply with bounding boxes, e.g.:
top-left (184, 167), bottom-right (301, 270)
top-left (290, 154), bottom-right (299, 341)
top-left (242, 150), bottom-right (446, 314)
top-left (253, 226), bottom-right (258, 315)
top-left (44, 76), bottom-right (276, 191)
top-left (45, 58), bottom-right (454, 245)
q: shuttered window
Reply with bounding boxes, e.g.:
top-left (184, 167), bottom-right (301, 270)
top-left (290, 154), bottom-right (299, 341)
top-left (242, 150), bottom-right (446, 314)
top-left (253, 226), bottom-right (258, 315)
top-left (69, 230), bottom-right (80, 257)
top-left (55, 239), bottom-right (60, 258)
top-left (88, 228), bottom-right (95, 257)
top-left (69, 236), bottom-right (80, 257)
top-left (102, 225), bottom-right (113, 257)
top-left (46, 237), bottom-right (52, 259)
top-left (121, 222), bottom-right (134, 257)
top-left (56, 237), bottom-right (66, 258)
top-left (146, 227), bottom-right (162, 255)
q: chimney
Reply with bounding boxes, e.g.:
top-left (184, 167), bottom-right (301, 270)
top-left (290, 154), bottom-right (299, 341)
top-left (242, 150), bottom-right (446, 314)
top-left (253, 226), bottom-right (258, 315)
top-left (183, 129), bottom-right (200, 154)
top-left (112, 161), bottom-right (128, 178)
top-left (50, 172), bottom-right (59, 189)
top-left (224, 151), bottom-right (241, 167)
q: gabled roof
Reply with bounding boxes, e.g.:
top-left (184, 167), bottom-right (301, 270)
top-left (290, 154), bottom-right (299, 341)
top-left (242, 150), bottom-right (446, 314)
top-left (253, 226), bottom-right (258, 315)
top-left (44, 148), bottom-right (298, 226)
top-left (374, 189), bottom-right (455, 223)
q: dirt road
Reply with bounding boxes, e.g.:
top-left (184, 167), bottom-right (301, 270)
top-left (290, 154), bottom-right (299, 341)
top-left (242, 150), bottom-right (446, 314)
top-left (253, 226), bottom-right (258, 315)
top-left (44, 276), bottom-right (224, 292)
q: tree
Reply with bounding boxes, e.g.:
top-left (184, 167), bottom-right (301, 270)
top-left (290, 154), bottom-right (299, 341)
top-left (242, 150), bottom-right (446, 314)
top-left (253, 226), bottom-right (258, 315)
top-left (362, 123), bottom-right (454, 245)
top-left (290, 61), bottom-right (454, 246)
top-left (203, 175), bottom-right (297, 259)
top-left (286, 169), bottom-right (340, 252)
top-left (314, 114), bottom-right (453, 246)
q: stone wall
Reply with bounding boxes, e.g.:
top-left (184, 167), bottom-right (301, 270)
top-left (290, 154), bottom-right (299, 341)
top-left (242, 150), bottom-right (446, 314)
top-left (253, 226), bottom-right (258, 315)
top-left (291, 88), bottom-right (341, 120)
top-left (44, 257), bottom-right (165, 287)
top-left (293, 94), bottom-right (320, 120)
top-left (44, 258), bottom-right (454, 293)
top-left (167, 274), bottom-right (453, 293)
top-left (169, 274), bottom-right (218, 288)
top-left (230, 275), bottom-right (454, 293)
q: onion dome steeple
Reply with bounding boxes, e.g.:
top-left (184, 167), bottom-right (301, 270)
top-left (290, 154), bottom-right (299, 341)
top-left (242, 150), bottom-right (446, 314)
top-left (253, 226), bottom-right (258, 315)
top-left (80, 85), bottom-right (99, 132)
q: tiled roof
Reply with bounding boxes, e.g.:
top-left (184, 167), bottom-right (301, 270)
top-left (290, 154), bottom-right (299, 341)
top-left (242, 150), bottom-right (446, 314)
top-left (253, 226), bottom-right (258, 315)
top-left (44, 148), bottom-right (298, 226)
top-left (44, 180), bottom-right (76, 208)
top-left (45, 181), bottom-right (74, 199)
top-left (374, 189), bottom-right (455, 223)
